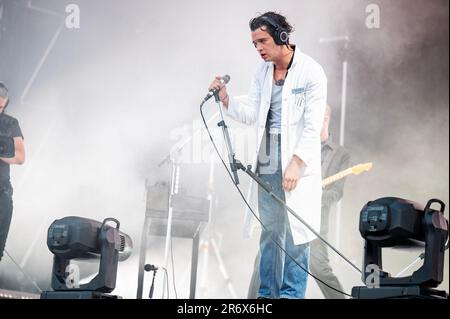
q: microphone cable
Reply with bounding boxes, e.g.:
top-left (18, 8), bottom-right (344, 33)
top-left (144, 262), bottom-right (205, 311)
top-left (200, 100), bottom-right (353, 298)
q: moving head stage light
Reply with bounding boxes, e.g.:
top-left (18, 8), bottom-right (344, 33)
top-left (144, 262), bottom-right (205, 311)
top-left (352, 197), bottom-right (448, 299)
top-left (41, 216), bottom-right (132, 299)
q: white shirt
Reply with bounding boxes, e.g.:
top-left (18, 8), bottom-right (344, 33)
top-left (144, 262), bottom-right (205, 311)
top-left (225, 47), bottom-right (327, 244)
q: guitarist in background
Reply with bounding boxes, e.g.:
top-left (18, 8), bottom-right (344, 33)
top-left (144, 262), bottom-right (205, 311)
top-left (248, 104), bottom-right (351, 298)
top-left (309, 103), bottom-right (350, 299)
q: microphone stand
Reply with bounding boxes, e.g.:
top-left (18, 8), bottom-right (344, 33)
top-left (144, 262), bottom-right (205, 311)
top-left (144, 264), bottom-right (158, 299)
top-left (149, 269), bottom-right (157, 299)
top-left (319, 34), bottom-right (350, 252)
top-left (336, 37), bottom-right (350, 252)
top-left (214, 92), bottom-right (239, 185)
top-left (158, 111), bottom-right (220, 168)
top-left (160, 154), bottom-right (179, 298)
top-left (157, 110), bottom-right (220, 298)
top-left (212, 96), bottom-right (361, 275)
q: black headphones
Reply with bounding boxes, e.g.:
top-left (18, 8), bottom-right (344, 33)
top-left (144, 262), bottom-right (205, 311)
top-left (259, 15), bottom-right (289, 46)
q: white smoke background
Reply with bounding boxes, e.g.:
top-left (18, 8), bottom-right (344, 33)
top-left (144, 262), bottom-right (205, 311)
top-left (0, 0), bottom-right (447, 298)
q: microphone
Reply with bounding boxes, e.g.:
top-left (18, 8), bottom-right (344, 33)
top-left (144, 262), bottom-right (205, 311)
top-left (203, 74), bottom-right (230, 102)
top-left (144, 264), bottom-right (158, 299)
top-left (144, 264), bottom-right (158, 272)
top-left (319, 35), bottom-right (350, 44)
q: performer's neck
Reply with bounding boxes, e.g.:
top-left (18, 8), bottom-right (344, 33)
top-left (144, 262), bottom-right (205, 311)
top-left (273, 45), bottom-right (294, 70)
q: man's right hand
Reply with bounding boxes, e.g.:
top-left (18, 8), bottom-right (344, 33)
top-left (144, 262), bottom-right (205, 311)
top-left (208, 75), bottom-right (229, 108)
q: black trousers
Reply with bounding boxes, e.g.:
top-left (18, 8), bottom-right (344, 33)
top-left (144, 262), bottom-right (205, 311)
top-left (0, 186), bottom-right (13, 259)
top-left (309, 236), bottom-right (345, 299)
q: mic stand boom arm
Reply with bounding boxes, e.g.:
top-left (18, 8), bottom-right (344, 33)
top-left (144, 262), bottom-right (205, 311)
top-left (214, 97), bottom-right (361, 275)
top-left (234, 160), bottom-right (361, 274)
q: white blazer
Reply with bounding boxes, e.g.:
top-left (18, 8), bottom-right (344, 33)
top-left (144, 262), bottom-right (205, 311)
top-left (225, 48), bottom-right (327, 245)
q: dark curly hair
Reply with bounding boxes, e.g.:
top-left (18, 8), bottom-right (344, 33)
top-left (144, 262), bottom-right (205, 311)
top-left (249, 11), bottom-right (294, 45)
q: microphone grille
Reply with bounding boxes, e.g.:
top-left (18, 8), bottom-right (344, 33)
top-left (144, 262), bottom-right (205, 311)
top-left (222, 74), bottom-right (231, 84)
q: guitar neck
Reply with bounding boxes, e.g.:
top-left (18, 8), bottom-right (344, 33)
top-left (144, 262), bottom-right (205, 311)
top-left (322, 168), bottom-right (352, 188)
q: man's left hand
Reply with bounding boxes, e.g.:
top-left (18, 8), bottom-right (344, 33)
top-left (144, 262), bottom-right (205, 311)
top-left (283, 155), bottom-right (303, 192)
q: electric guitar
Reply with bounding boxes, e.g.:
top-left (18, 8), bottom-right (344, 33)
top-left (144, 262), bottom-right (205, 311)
top-left (322, 162), bottom-right (373, 188)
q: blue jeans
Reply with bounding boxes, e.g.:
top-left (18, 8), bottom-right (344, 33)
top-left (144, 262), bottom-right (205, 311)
top-left (257, 132), bottom-right (310, 299)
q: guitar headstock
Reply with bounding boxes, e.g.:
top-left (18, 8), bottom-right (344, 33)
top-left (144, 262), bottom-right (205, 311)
top-left (351, 162), bottom-right (373, 175)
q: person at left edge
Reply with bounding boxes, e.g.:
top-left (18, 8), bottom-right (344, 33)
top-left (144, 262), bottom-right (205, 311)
top-left (0, 82), bottom-right (25, 262)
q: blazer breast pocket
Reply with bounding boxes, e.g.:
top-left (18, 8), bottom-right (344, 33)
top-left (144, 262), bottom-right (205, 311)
top-left (289, 89), bottom-right (306, 125)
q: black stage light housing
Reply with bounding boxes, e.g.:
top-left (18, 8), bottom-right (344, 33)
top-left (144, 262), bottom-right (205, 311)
top-left (352, 197), bottom-right (448, 299)
top-left (41, 216), bottom-right (132, 299)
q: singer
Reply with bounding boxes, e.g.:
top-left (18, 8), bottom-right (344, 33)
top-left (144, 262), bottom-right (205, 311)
top-left (0, 82), bottom-right (25, 262)
top-left (208, 12), bottom-right (327, 299)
